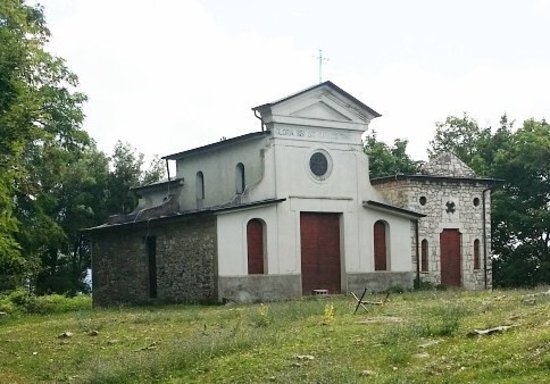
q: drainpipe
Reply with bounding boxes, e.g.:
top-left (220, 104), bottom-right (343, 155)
top-left (253, 109), bottom-right (266, 131)
top-left (165, 159), bottom-right (171, 182)
top-left (165, 158), bottom-right (171, 196)
top-left (415, 219), bottom-right (420, 287)
top-left (482, 187), bottom-right (491, 289)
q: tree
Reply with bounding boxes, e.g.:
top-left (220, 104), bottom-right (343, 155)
top-left (429, 113), bottom-right (495, 175)
top-left (364, 131), bottom-right (421, 178)
top-left (106, 141), bottom-right (166, 215)
top-left (491, 119), bottom-right (550, 286)
top-left (0, 2), bottom-right (166, 294)
top-left (0, 0), bottom-right (87, 290)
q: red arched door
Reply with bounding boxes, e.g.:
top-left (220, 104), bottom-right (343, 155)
top-left (247, 219), bottom-right (264, 274)
top-left (374, 221), bottom-right (387, 271)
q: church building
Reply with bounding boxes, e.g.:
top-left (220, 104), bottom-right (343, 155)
top-left (84, 81), bottom-right (495, 306)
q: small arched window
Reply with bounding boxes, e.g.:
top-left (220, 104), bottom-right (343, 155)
top-left (473, 239), bottom-right (480, 270)
top-left (421, 239), bottom-right (428, 272)
top-left (374, 220), bottom-right (388, 271)
top-left (196, 171), bottom-right (204, 199)
top-left (236, 163), bottom-right (245, 194)
top-left (247, 219), bottom-right (265, 274)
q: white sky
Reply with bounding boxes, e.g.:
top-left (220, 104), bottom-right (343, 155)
top-left (39, 0), bottom-right (550, 161)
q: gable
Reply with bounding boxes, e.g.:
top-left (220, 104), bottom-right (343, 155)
top-left (254, 81), bottom-right (380, 132)
top-left (291, 101), bottom-right (352, 121)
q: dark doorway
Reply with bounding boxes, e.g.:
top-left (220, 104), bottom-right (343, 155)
top-left (146, 236), bottom-right (157, 298)
top-left (440, 229), bottom-right (461, 287)
top-left (300, 212), bottom-right (341, 294)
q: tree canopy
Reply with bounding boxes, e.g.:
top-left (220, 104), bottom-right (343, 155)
top-left (1, 0), bottom-right (87, 290)
top-left (363, 131), bottom-right (421, 178)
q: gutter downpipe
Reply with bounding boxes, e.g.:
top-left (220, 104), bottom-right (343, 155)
top-left (482, 187), bottom-right (491, 290)
top-left (253, 109), bottom-right (266, 131)
top-left (165, 158), bottom-right (171, 196)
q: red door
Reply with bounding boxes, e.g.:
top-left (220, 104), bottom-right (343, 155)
top-left (440, 229), bottom-right (461, 287)
top-left (247, 219), bottom-right (264, 274)
top-left (374, 221), bottom-right (387, 270)
top-left (300, 213), bottom-right (341, 294)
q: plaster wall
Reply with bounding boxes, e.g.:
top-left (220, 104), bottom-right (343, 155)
top-left (174, 136), bottom-right (275, 210)
top-left (215, 123), bottom-right (415, 293)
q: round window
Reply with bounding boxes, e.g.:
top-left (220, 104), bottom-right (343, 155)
top-left (419, 196), bottom-right (427, 206)
top-left (309, 152), bottom-right (328, 177)
top-left (473, 197), bottom-right (480, 207)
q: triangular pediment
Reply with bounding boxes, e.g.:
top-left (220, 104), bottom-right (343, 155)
top-left (291, 101), bottom-right (352, 121)
top-left (253, 81), bottom-right (381, 131)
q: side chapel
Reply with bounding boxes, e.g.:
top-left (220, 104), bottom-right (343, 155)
top-left (84, 81), bottom-right (496, 306)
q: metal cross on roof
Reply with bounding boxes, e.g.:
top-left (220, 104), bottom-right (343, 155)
top-left (316, 49), bottom-right (329, 83)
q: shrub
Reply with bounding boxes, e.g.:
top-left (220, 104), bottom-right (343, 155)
top-left (2, 290), bottom-right (91, 314)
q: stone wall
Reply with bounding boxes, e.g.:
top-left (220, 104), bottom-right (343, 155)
top-left (374, 178), bottom-right (492, 289)
top-left (90, 215), bottom-right (218, 306)
top-left (91, 229), bottom-right (150, 306)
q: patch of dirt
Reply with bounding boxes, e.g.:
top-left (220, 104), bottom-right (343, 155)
top-left (357, 316), bottom-right (403, 324)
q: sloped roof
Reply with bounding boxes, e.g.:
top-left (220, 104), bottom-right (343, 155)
top-left (82, 198), bottom-right (286, 233)
top-left (420, 152), bottom-right (476, 177)
top-left (163, 131), bottom-right (270, 160)
top-left (363, 200), bottom-right (425, 219)
top-left (252, 81), bottom-right (381, 118)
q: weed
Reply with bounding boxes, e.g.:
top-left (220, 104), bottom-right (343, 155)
top-left (254, 303), bottom-right (271, 327)
top-left (322, 302), bottom-right (335, 325)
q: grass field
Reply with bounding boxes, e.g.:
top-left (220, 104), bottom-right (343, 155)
top-left (1, 289), bottom-right (549, 383)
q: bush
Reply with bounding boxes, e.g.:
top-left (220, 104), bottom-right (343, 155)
top-left (0, 290), bottom-right (91, 314)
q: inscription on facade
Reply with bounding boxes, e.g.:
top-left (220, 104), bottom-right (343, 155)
top-left (275, 127), bottom-right (350, 142)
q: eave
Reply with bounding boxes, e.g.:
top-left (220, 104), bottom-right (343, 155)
top-left (363, 200), bottom-right (426, 219)
top-left (162, 131), bottom-right (270, 160)
top-left (81, 198), bottom-right (286, 233)
top-left (371, 174), bottom-right (502, 186)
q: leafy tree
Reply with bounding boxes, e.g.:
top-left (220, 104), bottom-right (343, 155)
top-left (0, 2), bottom-right (166, 294)
top-left (491, 119), bottom-right (550, 286)
top-left (364, 131), bottom-right (421, 178)
top-left (106, 141), bottom-right (165, 215)
top-left (428, 113), bottom-right (495, 174)
top-left (142, 155), bottom-right (167, 186)
top-left (0, 0), bottom-right (87, 290)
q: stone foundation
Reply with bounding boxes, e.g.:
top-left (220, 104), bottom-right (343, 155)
top-left (218, 274), bottom-right (301, 303)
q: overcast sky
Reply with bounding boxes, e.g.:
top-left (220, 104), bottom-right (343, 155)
top-left (39, 0), bottom-right (550, 161)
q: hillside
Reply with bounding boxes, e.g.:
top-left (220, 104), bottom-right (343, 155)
top-left (0, 289), bottom-right (549, 383)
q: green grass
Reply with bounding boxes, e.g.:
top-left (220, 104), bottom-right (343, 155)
top-left (1, 289), bottom-right (549, 383)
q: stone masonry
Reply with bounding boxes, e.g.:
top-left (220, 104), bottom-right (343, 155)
top-left (372, 152), bottom-right (494, 289)
top-left (90, 214), bottom-right (217, 306)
